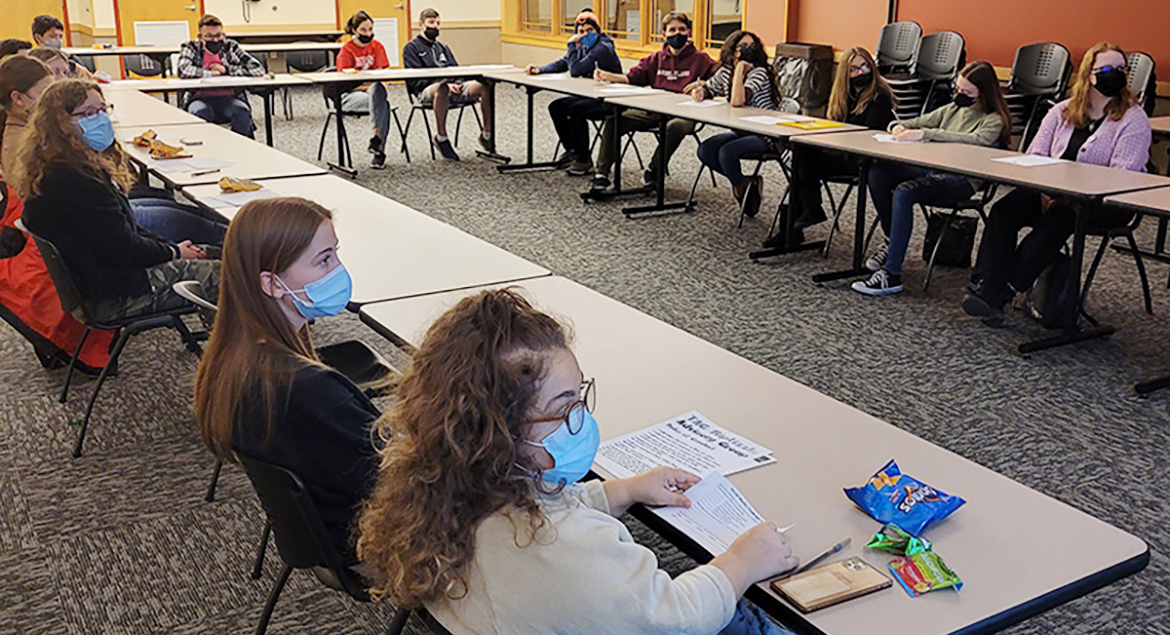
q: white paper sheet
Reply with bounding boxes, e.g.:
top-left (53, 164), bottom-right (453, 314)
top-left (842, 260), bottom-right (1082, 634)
top-left (534, 74), bottom-right (572, 81)
top-left (148, 156), bottom-right (234, 173)
top-left (739, 115), bottom-right (789, 125)
top-left (873, 133), bottom-right (924, 143)
top-left (991, 155), bottom-right (1066, 167)
top-left (467, 64), bottom-right (514, 70)
top-left (165, 79), bottom-right (203, 86)
top-left (200, 188), bottom-right (280, 209)
top-left (597, 86), bottom-right (656, 94)
top-left (595, 410), bottom-right (774, 479)
top-left (677, 100), bottom-right (725, 108)
top-left (651, 472), bottom-right (767, 555)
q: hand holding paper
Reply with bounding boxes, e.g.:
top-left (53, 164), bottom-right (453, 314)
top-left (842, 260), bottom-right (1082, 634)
top-left (606, 466), bottom-right (700, 515)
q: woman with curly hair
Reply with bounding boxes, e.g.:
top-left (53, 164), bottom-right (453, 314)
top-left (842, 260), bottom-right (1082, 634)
top-left (357, 288), bottom-right (799, 635)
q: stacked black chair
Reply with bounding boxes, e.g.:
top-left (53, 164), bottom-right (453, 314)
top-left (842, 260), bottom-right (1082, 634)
top-left (875, 21), bottom-right (923, 77)
top-left (1004, 43), bottom-right (1072, 148)
top-left (1125, 51), bottom-right (1156, 115)
top-left (885, 31), bottom-right (966, 119)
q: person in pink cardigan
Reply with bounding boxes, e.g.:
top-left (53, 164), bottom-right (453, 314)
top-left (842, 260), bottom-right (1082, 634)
top-left (961, 42), bottom-right (1152, 326)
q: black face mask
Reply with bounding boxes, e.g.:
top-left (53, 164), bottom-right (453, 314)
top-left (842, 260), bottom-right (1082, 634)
top-left (204, 40), bottom-right (224, 55)
top-left (424, 26), bottom-right (440, 40)
top-left (356, 33), bottom-right (374, 45)
top-left (1094, 68), bottom-right (1127, 98)
top-left (849, 72), bottom-right (872, 93)
top-left (665, 33), bottom-right (688, 50)
top-left (737, 44), bottom-right (766, 68)
top-left (953, 92), bottom-right (976, 108)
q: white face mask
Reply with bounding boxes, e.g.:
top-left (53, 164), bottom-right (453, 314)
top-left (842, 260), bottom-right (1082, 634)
top-left (44, 38), bottom-right (63, 49)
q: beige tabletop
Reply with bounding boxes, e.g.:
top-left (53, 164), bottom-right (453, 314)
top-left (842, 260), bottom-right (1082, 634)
top-left (1105, 185), bottom-right (1170, 216)
top-left (1150, 116), bottom-right (1170, 135)
top-left (794, 130), bottom-right (1170, 197)
top-left (181, 174), bottom-right (550, 305)
top-left (359, 275), bottom-right (1148, 635)
top-left (102, 74), bottom-right (312, 92)
top-left (118, 123), bottom-right (326, 187)
top-left (482, 70), bottom-right (667, 99)
top-left (606, 92), bottom-right (864, 139)
top-left (297, 65), bottom-right (515, 85)
top-left (65, 42), bottom-right (340, 56)
top-left (106, 90), bottom-right (204, 128)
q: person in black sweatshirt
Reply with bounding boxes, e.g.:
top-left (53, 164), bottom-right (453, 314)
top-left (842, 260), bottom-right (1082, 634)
top-left (773, 47), bottom-right (896, 249)
top-left (525, 9), bottom-right (622, 176)
top-left (195, 197), bottom-right (380, 562)
top-left (402, 7), bottom-right (493, 161)
top-left (14, 79), bottom-right (218, 323)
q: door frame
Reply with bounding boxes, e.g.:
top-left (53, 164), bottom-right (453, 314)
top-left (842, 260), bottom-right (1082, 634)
top-left (112, 0), bottom-right (206, 45)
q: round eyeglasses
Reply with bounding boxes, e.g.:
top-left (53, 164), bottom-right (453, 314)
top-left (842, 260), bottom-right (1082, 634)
top-left (527, 377), bottom-right (596, 434)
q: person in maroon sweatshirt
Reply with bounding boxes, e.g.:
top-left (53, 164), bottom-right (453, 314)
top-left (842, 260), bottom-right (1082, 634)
top-left (589, 12), bottom-right (716, 191)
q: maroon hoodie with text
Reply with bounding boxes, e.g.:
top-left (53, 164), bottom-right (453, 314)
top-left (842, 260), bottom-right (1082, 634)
top-left (626, 42), bottom-right (717, 93)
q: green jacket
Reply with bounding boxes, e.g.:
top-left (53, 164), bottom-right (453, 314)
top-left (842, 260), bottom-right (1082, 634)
top-left (896, 103), bottom-right (1005, 147)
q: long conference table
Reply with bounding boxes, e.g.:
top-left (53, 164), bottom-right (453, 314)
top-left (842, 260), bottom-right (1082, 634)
top-left (357, 276), bottom-right (1148, 635)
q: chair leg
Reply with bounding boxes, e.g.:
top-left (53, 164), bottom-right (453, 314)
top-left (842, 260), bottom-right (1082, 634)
top-left (254, 563), bottom-right (293, 635)
top-left (60, 327), bottom-right (92, 404)
top-left (422, 109), bottom-right (436, 160)
top-left (454, 106), bottom-right (465, 147)
top-left (74, 327), bottom-right (132, 458)
top-left (737, 161), bottom-right (765, 229)
top-left (391, 108), bottom-right (410, 163)
top-left (317, 112), bottom-right (331, 161)
top-left (205, 458), bottom-right (223, 503)
top-left (387, 608), bottom-right (411, 635)
top-left (1125, 231), bottom-right (1154, 314)
top-left (684, 165), bottom-right (706, 212)
top-left (1079, 235), bottom-right (1112, 322)
top-left (862, 216), bottom-right (882, 256)
top-left (252, 518), bottom-right (273, 580)
top-left (821, 182), bottom-right (853, 259)
top-left (922, 208), bottom-right (954, 293)
top-left (172, 315), bottom-right (200, 354)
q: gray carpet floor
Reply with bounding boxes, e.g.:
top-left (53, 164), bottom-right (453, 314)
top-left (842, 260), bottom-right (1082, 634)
top-left (0, 84), bottom-right (1167, 634)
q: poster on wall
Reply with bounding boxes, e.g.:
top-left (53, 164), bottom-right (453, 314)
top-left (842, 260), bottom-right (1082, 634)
top-left (374, 18), bottom-right (400, 67)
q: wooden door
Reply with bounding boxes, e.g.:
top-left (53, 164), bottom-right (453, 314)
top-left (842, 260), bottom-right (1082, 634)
top-left (114, 0), bottom-right (203, 45)
top-left (337, 0), bottom-right (410, 68)
top-left (3, 0), bottom-right (66, 42)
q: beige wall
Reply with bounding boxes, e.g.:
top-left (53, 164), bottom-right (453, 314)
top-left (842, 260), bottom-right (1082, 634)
top-left (202, 0), bottom-right (336, 28)
top-left (92, 0), bottom-right (115, 31)
top-left (415, 0), bottom-right (500, 23)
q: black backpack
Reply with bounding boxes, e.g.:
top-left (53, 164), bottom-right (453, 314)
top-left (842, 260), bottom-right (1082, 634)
top-left (1025, 253), bottom-right (1071, 329)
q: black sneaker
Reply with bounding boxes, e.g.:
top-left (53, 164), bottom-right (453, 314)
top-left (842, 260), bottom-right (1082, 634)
top-left (865, 241), bottom-right (890, 272)
top-left (851, 269), bottom-right (903, 296)
top-left (742, 177), bottom-right (762, 218)
top-left (554, 151), bottom-right (574, 169)
top-left (761, 227), bottom-right (804, 250)
top-left (566, 157), bottom-right (593, 176)
top-left (371, 151), bottom-right (386, 170)
top-left (478, 132), bottom-right (493, 153)
top-left (590, 173), bottom-right (611, 191)
top-left (643, 169), bottom-right (657, 187)
top-left (961, 292), bottom-right (1006, 327)
top-left (434, 136), bottom-right (460, 161)
top-left (795, 206), bottom-right (827, 230)
top-left (368, 135), bottom-right (384, 155)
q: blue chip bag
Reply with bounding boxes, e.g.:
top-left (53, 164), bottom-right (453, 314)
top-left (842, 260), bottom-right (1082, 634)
top-left (844, 460), bottom-right (965, 536)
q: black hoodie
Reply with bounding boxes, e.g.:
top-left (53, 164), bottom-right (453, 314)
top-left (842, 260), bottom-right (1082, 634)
top-left (402, 33), bottom-right (459, 96)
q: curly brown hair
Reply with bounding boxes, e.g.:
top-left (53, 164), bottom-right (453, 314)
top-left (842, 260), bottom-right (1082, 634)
top-left (10, 78), bottom-right (135, 199)
top-left (357, 288), bottom-right (571, 608)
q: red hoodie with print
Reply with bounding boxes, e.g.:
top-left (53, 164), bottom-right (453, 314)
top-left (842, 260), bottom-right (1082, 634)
top-left (625, 42), bottom-right (717, 93)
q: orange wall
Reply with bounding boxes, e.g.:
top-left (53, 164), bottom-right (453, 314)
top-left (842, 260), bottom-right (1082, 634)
top-left (743, 0), bottom-right (786, 48)
top-left (785, 0), bottom-right (887, 52)
top-left (896, 0), bottom-right (1170, 74)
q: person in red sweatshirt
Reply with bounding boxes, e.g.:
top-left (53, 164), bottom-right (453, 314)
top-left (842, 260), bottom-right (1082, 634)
top-left (335, 11), bottom-right (394, 169)
top-left (589, 11), bottom-right (716, 191)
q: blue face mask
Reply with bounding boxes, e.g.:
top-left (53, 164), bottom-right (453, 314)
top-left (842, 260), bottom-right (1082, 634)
top-left (78, 111), bottom-right (115, 152)
top-left (580, 32), bottom-right (599, 48)
top-left (276, 264), bottom-right (352, 319)
top-left (527, 407), bottom-right (601, 486)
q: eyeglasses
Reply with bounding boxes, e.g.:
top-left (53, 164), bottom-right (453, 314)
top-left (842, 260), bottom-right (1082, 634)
top-left (1093, 64), bottom-right (1126, 73)
top-left (528, 377), bottom-right (596, 434)
top-left (70, 104), bottom-right (108, 119)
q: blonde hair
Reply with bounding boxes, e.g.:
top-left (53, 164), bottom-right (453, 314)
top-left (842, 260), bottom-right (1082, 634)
top-left (827, 47), bottom-right (895, 122)
top-left (1063, 42), bottom-right (1132, 128)
top-left (10, 78), bottom-right (134, 199)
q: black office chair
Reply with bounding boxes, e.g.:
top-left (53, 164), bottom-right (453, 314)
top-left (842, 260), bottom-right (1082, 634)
top-left (318, 78), bottom-right (411, 165)
top-left (74, 54), bottom-right (96, 74)
top-left (1080, 212), bottom-right (1154, 325)
top-left (123, 53), bottom-right (166, 79)
top-left (875, 21), bottom-right (923, 77)
top-left (19, 224), bottom-right (202, 457)
top-left (403, 87), bottom-right (483, 160)
top-left (1125, 51), bottom-right (1157, 116)
top-left (915, 183), bottom-right (998, 292)
top-left (885, 31), bottom-right (966, 119)
top-left (1004, 43), bottom-right (1072, 148)
top-left (284, 45), bottom-right (332, 120)
top-left (236, 452), bottom-right (413, 635)
top-left (820, 173), bottom-right (859, 258)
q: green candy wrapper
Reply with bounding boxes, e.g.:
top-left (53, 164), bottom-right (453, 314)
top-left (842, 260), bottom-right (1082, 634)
top-left (888, 551), bottom-right (963, 597)
top-left (867, 523), bottom-right (932, 556)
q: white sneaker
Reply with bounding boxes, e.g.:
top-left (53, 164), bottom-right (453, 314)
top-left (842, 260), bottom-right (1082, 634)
top-left (851, 269), bottom-right (903, 296)
top-left (865, 241), bottom-right (890, 272)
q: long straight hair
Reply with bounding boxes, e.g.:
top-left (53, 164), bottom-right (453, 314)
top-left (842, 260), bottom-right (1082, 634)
top-left (193, 197), bottom-right (332, 459)
top-left (827, 47), bottom-right (895, 122)
top-left (1064, 42), bottom-right (1133, 128)
top-left (0, 56), bottom-right (52, 168)
top-left (957, 61), bottom-right (1012, 148)
top-left (10, 78), bottom-right (135, 198)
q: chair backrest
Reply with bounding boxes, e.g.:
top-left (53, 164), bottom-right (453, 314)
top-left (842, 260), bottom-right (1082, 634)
top-left (172, 280), bottom-right (218, 329)
top-left (237, 452), bottom-right (370, 601)
top-left (1008, 42), bottom-right (1072, 96)
top-left (1126, 51), bottom-right (1156, 114)
top-left (21, 227), bottom-right (88, 318)
top-left (124, 54), bottom-right (165, 79)
top-left (915, 31), bottom-right (965, 80)
top-left (75, 54), bottom-right (96, 73)
top-left (287, 44), bottom-right (330, 73)
top-left (876, 21), bottom-right (922, 73)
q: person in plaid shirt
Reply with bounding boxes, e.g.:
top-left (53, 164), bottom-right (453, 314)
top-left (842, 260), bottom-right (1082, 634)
top-left (177, 14), bottom-right (265, 138)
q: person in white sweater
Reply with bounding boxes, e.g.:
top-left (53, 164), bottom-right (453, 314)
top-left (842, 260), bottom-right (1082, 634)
top-left (357, 288), bottom-right (799, 635)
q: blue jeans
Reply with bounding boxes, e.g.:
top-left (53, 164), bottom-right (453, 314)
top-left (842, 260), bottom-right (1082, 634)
top-left (697, 131), bottom-right (771, 188)
top-left (866, 163), bottom-right (973, 276)
top-left (341, 82), bottom-right (392, 145)
top-left (719, 599), bottom-right (794, 635)
top-left (188, 95), bottom-right (255, 138)
top-left (131, 198), bottom-right (228, 246)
